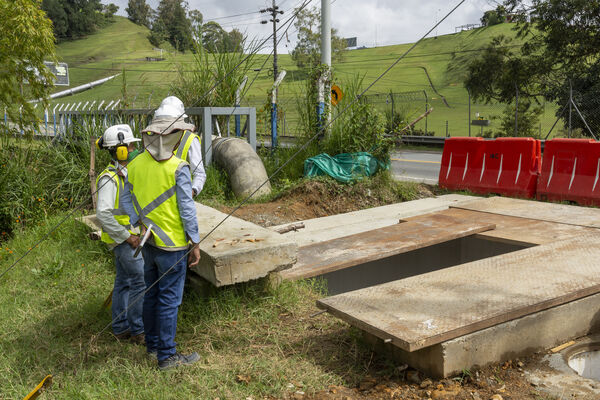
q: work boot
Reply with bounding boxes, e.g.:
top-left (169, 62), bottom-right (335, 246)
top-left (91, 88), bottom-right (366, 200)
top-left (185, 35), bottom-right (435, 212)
top-left (130, 333), bottom-right (145, 345)
top-left (114, 331), bottom-right (131, 341)
top-left (158, 352), bottom-right (200, 371)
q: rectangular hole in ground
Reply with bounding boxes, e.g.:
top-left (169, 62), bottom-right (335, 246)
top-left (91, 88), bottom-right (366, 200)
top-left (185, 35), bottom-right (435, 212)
top-left (320, 235), bottom-right (536, 296)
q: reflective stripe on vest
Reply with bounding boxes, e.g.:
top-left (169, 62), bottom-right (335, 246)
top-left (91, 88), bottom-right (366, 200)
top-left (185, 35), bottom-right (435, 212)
top-left (127, 152), bottom-right (189, 249)
top-left (174, 130), bottom-right (198, 162)
top-left (96, 166), bottom-right (134, 244)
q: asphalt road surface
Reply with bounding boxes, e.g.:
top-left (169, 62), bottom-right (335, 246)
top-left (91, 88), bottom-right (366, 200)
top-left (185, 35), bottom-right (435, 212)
top-left (390, 150), bottom-right (442, 185)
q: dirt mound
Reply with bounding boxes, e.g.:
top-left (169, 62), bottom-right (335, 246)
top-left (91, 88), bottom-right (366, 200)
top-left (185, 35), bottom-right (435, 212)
top-left (219, 178), bottom-right (436, 227)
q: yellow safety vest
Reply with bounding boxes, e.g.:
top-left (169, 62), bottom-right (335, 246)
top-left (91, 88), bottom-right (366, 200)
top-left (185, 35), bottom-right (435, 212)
top-left (127, 151), bottom-right (190, 249)
top-left (174, 130), bottom-right (199, 162)
top-left (96, 165), bottom-right (135, 245)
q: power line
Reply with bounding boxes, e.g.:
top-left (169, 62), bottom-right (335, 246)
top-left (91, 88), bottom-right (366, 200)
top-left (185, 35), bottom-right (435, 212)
top-left (204, 11), bottom-right (260, 21)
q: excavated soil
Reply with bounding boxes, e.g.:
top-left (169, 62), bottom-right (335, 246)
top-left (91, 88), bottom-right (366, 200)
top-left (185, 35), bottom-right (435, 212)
top-left (220, 179), bottom-right (437, 228)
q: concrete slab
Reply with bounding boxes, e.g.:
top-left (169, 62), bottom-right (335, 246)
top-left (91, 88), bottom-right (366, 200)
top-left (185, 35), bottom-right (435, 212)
top-left (454, 196), bottom-right (600, 228)
top-left (317, 232), bottom-right (600, 351)
top-left (192, 203), bottom-right (297, 286)
top-left (80, 203), bottom-right (298, 287)
top-left (362, 292), bottom-right (600, 378)
top-left (270, 194), bottom-right (479, 247)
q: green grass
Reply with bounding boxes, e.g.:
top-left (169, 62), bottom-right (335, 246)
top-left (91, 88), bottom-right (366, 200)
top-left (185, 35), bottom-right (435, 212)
top-left (0, 213), bottom-right (378, 399)
top-left (45, 18), bottom-right (560, 138)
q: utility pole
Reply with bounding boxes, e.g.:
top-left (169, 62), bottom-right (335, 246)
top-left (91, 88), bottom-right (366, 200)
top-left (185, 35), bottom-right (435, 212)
top-left (321, 0), bottom-right (331, 67)
top-left (317, 0), bottom-right (331, 134)
top-left (261, 1), bottom-right (284, 82)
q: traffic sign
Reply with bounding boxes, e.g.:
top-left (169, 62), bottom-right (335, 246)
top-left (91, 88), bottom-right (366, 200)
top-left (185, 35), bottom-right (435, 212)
top-left (331, 85), bottom-right (343, 106)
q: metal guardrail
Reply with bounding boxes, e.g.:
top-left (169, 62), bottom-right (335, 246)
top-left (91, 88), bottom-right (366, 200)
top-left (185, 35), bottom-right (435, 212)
top-left (397, 135), bottom-right (446, 146)
top-left (398, 135), bottom-right (547, 151)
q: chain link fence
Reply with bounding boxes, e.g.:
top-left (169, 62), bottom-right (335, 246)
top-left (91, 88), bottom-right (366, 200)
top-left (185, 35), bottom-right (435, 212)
top-left (364, 86), bottom-right (600, 140)
top-left (4, 83), bottom-right (599, 142)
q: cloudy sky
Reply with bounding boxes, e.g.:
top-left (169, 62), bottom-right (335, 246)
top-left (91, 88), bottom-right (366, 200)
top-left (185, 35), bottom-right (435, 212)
top-left (107, 0), bottom-right (500, 52)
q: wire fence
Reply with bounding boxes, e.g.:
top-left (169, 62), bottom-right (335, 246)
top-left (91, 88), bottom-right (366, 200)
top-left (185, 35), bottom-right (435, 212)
top-left (4, 83), bottom-right (599, 142)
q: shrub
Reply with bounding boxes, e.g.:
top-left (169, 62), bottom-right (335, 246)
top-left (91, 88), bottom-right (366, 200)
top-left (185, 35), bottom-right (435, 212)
top-left (0, 131), bottom-right (93, 236)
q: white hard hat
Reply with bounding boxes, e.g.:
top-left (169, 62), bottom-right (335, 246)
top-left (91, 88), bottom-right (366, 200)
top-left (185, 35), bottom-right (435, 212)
top-left (102, 124), bottom-right (141, 147)
top-left (154, 96), bottom-right (187, 119)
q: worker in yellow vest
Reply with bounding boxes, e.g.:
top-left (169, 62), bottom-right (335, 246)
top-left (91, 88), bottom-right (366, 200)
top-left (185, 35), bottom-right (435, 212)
top-left (124, 104), bottom-right (202, 370)
top-left (95, 124), bottom-right (145, 344)
top-left (144, 96), bottom-right (206, 197)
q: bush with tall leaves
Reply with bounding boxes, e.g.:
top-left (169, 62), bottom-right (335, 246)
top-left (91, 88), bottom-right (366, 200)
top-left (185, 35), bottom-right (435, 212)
top-left (323, 74), bottom-right (391, 163)
top-left (0, 129), bottom-right (98, 236)
top-left (490, 100), bottom-right (543, 138)
top-left (288, 69), bottom-right (391, 181)
top-left (171, 37), bottom-right (258, 110)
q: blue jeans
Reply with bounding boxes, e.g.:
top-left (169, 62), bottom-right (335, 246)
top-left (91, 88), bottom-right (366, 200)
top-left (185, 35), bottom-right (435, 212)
top-left (142, 244), bottom-right (187, 361)
top-left (112, 242), bottom-right (146, 336)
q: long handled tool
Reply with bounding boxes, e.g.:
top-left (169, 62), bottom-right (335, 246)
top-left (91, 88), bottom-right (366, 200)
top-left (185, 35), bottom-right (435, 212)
top-left (103, 226), bottom-right (153, 310)
top-left (134, 224), bottom-right (153, 258)
top-left (23, 375), bottom-right (52, 400)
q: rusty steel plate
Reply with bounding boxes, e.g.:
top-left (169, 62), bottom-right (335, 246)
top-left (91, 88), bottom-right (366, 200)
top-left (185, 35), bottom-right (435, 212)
top-left (404, 208), bottom-right (594, 246)
top-left (317, 233), bottom-right (600, 351)
top-left (453, 197), bottom-right (600, 228)
top-left (280, 213), bottom-right (495, 281)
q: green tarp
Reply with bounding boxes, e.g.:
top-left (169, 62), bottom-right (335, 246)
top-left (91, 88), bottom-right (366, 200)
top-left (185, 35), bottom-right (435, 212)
top-left (304, 152), bottom-right (389, 183)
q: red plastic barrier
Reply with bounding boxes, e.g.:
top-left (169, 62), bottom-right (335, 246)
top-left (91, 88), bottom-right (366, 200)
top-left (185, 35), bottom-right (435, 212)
top-left (476, 137), bottom-right (541, 198)
top-left (439, 137), bottom-right (541, 198)
top-left (438, 137), bottom-right (485, 191)
top-left (536, 139), bottom-right (600, 206)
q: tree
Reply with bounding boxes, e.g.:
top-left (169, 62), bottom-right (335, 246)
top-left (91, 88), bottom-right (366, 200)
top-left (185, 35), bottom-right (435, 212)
top-left (103, 3), bottom-right (119, 21)
top-left (126, 0), bottom-right (152, 28)
top-left (188, 9), bottom-right (203, 41)
top-left (291, 5), bottom-right (346, 69)
top-left (148, 18), bottom-right (168, 47)
top-left (41, 0), bottom-right (104, 40)
top-left (41, 0), bottom-right (67, 38)
top-left (201, 21), bottom-right (226, 52)
top-left (481, 5), bottom-right (508, 26)
top-left (150, 0), bottom-right (193, 51)
top-left (0, 0), bottom-right (56, 130)
top-left (224, 29), bottom-right (244, 52)
top-left (197, 21), bottom-right (242, 52)
top-left (465, 0), bottom-right (600, 136)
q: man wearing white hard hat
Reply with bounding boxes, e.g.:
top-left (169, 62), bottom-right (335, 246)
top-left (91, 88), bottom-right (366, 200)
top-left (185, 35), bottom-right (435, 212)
top-left (123, 96), bottom-right (202, 370)
top-left (143, 96), bottom-right (206, 197)
top-left (95, 124), bottom-right (145, 345)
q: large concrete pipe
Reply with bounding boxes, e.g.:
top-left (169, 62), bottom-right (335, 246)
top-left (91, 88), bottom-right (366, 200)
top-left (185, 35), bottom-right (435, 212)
top-left (212, 137), bottom-right (271, 198)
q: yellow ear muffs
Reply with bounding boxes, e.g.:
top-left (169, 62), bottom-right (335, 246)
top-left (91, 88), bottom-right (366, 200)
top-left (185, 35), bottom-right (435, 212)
top-left (114, 131), bottom-right (128, 161)
top-left (115, 145), bottom-right (128, 161)
top-left (95, 137), bottom-right (104, 150)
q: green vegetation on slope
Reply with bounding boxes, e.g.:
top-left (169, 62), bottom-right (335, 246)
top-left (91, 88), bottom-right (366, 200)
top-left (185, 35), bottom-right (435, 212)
top-left (50, 18), bottom-right (558, 137)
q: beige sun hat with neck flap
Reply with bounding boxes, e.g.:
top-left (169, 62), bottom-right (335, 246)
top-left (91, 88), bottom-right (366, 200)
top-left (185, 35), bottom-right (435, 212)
top-left (143, 96), bottom-right (196, 161)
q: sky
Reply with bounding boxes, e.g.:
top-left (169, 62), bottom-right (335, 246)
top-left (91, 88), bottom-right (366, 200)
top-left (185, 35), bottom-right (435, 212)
top-left (106, 0), bottom-right (501, 52)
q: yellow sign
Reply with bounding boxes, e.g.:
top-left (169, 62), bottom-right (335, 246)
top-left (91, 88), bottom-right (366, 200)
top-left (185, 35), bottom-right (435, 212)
top-left (331, 85), bottom-right (343, 106)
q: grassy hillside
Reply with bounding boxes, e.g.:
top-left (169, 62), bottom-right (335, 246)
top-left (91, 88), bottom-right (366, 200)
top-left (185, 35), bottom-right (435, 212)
top-left (49, 18), bottom-right (558, 137)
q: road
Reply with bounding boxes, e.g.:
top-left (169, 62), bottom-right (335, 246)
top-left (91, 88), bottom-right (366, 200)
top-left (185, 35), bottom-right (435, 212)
top-left (390, 150), bottom-right (442, 185)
